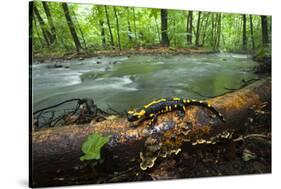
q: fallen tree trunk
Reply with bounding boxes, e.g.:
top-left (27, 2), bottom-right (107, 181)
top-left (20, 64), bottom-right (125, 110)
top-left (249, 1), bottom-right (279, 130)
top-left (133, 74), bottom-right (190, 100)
top-left (30, 77), bottom-right (271, 187)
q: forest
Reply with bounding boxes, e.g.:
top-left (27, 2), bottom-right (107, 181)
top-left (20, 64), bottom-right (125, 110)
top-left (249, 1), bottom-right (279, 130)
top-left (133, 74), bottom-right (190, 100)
top-left (30, 1), bottom-right (271, 58)
top-left (30, 1), bottom-right (272, 188)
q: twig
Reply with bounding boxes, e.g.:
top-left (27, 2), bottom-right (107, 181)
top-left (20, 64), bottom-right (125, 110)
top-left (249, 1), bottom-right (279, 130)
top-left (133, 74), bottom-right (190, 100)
top-left (232, 133), bottom-right (270, 142)
top-left (33, 98), bottom-right (81, 115)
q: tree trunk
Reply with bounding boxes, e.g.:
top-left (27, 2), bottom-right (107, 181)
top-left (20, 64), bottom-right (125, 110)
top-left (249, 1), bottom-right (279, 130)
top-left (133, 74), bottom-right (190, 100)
top-left (133, 8), bottom-right (137, 42)
top-left (160, 9), bottom-right (169, 47)
top-left (154, 15), bottom-right (161, 43)
top-left (261, 15), bottom-right (269, 46)
top-left (31, 78), bottom-right (271, 187)
top-left (186, 11), bottom-right (193, 45)
top-left (99, 20), bottom-right (107, 49)
top-left (62, 3), bottom-right (82, 52)
top-left (249, 15), bottom-right (255, 50)
top-left (72, 10), bottom-right (87, 49)
top-left (242, 14), bottom-right (247, 50)
top-left (195, 11), bottom-right (202, 47)
top-left (33, 14), bottom-right (44, 48)
top-left (104, 6), bottom-right (115, 49)
top-left (113, 7), bottom-right (121, 50)
top-left (127, 8), bottom-right (133, 42)
top-left (215, 13), bottom-right (222, 50)
top-left (201, 13), bottom-right (209, 46)
top-left (42, 2), bottom-right (56, 44)
top-left (33, 5), bottom-right (51, 47)
top-left (211, 14), bottom-right (215, 49)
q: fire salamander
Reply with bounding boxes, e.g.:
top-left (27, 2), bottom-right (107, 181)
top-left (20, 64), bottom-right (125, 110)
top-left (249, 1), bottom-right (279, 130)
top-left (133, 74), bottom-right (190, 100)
top-left (127, 98), bottom-right (225, 126)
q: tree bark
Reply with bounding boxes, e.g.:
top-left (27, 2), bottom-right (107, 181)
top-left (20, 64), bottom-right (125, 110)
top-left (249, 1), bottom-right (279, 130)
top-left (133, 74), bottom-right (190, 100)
top-left (186, 11), bottom-right (193, 45)
top-left (62, 3), bottom-right (82, 52)
top-left (215, 13), bottom-right (222, 50)
top-left (104, 6), bottom-right (115, 49)
top-left (160, 9), bottom-right (169, 47)
top-left (132, 8), bottom-right (137, 42)
top-left (113, 7), bottom-right (121, 50)
top-left (249, 15), bottom-right (255, 50)
top-left (99, 20), bottom-right (107, 49)
top-left (201, 13), bottom-right (209, 46)
top-left (33, 5), bottom-right (51, 47)
top-left (154, 15), bottom-right (161, 43)
top-left (42, 2), bottom-right (56, 44)
top-left (242, 14), bottom-right (247, 50)
top-left (195, 12), bottom-right (202, 47)
top-left (261, 15), bottom-right (269, 46)
top-left (126, 8), bottom-right (133, 42)
top-left (72, 10), bottom-right (87, 49)
top-left (33, 14), bottom-right (44, 48)
top-left (31, 77), bottom-right (271, 187)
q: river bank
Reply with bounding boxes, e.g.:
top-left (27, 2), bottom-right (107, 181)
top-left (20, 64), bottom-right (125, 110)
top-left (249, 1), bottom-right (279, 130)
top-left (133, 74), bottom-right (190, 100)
top-left (32, 47), bottom-right (218, 64)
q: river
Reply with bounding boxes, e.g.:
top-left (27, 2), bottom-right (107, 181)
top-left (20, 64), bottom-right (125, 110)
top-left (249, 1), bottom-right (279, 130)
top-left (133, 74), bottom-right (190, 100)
top-left (31, 53), bottom-right (258, 113)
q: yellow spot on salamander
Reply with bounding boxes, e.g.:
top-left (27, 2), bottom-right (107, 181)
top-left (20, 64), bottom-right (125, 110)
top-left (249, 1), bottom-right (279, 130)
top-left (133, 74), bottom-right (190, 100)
top-left (144, 98), bottom-right (166, 108)
top-left (187, 100), bottom-right (190, 103)
top-left (174, 104), bottom-right (177, 108)
top-left (134, 109), bottom-right (146, 117)
top-left (150, 113), bottom-right (154, 117)
top-left (208, 104), bottom-right (211, 107)
top-left (128, 110), bottom-right (135, 114)
top-left (199, 100), bottom-right (203, 103)
top-left (173, 97), bottom-right (181, 101)
top-left (166, 106), bottom-right (169, 112)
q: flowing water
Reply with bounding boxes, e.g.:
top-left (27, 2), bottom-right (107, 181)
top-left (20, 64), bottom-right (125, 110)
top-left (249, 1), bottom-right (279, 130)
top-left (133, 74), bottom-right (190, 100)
top-left (32, 53), bottom-right (258, 113)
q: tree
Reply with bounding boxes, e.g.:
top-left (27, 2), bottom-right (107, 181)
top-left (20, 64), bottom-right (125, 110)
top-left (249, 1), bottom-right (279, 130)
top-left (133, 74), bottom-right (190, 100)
top-left (201, 13), bottom-right (210, 46)
top-left (126, 8), bottom-right (133, 42)
top-left (99, 20), bottom-right (107, 49)
top-left (261, 15), bottom-right (269, 46)
top-left (186, 11), bottom-right (193, 45)
top-left (62, 3), bottom-right (82, 52)
top-left (132, 8), bottom-right (138, 42)
top-left (42, 2), bottom-right (56, 43)
top-left (195, 11), bottom-right (202, 47)
top-left (242, 14), bottom-right (247, 50)
top-left (104, 5), bottom-right (115, 49)
top-left (249, 15), bottom-right (255, 49)
top-left (113, 7), bottom-right (121, 50)
top-left (72, 10), bottom-right (87, 49)
top-left (33, 4), bottom-right (52, 47)
top-left (160, 9), bottom-right (169, 46)
top-left (215, 13), bottom-right (222, 50)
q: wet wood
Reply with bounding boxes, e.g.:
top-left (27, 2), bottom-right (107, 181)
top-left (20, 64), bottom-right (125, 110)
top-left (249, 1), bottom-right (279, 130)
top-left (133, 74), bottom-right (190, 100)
top-left (30, 77), bottom-right (271, 187)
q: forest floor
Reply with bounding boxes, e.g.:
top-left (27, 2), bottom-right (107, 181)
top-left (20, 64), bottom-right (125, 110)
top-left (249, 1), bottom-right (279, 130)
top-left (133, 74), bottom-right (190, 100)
top-left (32, 47), bottom-right (216, 63)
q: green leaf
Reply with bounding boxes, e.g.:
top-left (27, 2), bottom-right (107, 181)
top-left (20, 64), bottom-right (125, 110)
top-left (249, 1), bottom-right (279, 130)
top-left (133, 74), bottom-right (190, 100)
top-left (80, 133), bottom-right (111, 161)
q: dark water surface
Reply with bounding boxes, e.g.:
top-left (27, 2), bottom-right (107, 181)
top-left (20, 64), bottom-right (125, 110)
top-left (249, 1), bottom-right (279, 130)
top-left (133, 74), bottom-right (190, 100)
top-left (32, 53), bottom-right (258, 112)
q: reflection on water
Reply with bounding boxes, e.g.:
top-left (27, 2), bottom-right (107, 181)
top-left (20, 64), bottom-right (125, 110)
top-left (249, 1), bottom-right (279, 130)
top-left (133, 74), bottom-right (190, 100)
top-left (31, 53), bottom-right (258, 112)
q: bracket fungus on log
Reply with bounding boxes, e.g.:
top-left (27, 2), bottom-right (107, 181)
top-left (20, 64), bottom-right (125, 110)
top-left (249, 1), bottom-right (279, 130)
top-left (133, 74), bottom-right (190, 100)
top-left (30, 77), bottom-right (271, 187)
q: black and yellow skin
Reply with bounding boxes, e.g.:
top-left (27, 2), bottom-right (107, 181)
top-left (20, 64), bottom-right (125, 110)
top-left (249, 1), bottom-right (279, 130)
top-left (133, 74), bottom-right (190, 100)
top-left (127, 98), bottom-right (225, 126)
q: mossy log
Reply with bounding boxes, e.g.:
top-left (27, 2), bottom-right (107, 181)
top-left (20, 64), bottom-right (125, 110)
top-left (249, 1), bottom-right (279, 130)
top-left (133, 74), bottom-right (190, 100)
top-left (30, 77), bottom-right (271, 187)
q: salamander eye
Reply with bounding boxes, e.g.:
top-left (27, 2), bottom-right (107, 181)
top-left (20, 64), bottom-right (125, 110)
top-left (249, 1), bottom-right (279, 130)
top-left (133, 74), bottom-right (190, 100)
top-left (127, 114), bottom-right (139, 121)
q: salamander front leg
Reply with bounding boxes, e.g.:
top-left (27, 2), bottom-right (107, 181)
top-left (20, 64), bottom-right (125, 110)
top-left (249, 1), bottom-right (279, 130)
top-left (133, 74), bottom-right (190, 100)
top-left (177, 103), bottom-right (186, 118)
top-left (148, 113), bottom-right (159, 127)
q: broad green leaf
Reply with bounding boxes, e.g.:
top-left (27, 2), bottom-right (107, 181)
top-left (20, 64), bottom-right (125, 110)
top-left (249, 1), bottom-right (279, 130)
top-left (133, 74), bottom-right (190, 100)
top-left (80, 133), bottom-right (111, 161)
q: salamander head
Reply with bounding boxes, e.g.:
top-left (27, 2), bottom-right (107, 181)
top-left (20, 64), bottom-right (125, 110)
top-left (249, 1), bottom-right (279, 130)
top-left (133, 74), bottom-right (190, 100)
top-left (127, 108), bottom-right (146, 122)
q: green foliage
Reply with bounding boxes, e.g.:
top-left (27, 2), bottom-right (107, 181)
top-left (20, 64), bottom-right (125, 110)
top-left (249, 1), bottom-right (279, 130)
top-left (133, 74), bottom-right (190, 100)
top-left (256, 46), bottom-right (271, 58)
top-left (31, 1), bottom-right (271, 56)
top-left (80, 133), bottom-right (111, 161)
